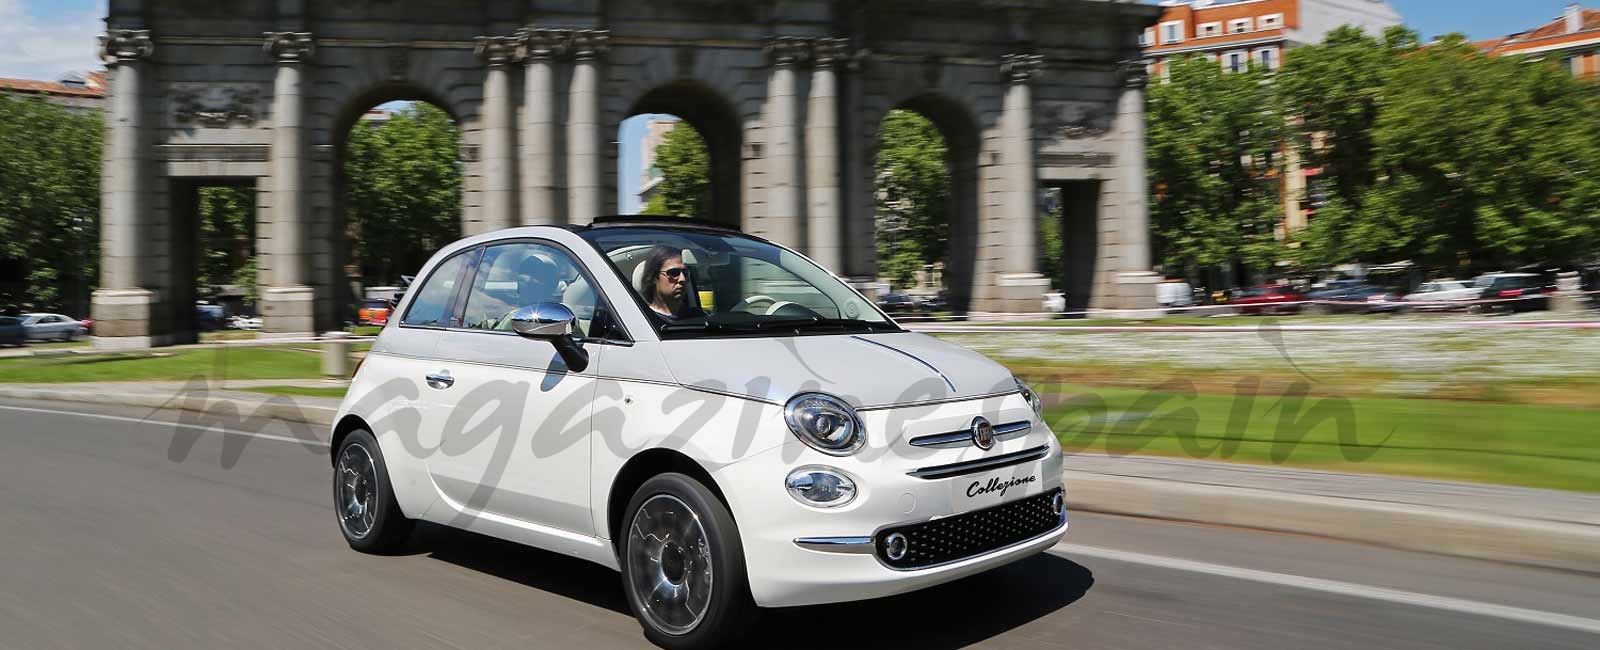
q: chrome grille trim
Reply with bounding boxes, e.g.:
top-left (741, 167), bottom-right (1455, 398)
top-left (907, 420), bottom-right (1032, 449)
top-left (905, 445), bottom-right (1051, 480)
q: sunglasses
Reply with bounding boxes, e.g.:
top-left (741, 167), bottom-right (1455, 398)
top-left (660, 267), bottom-right (686, 280)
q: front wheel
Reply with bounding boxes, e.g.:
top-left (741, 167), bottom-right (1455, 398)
top-left (620, 473), bottom-right (757, 650)
top-left (332, 429), bottom-right (414, 553)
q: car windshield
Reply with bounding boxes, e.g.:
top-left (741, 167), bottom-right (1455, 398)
top-left (578, 226), bottom-right (900, 339)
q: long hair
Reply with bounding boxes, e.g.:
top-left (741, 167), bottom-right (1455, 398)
top-left (639, 245), bottom-right (682, 305)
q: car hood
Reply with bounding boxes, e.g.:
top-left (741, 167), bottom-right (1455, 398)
top-left (659, 332), bottom-right (1017, 408)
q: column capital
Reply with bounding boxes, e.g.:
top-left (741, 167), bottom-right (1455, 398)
top-left (264, 32), bottom-right (315, 63)
top-left (568, 30), bottom-right (611, 61)
top-left (517, 27), bottom-right (568, 62)
top-left (475, 35), bottom-right (520, 66)
top-left (810, 37), bottom-right (850, 68)
top-left (765, 36), bottom-right (810, 67)
top-left (1000, 53), bottom-right (1044, 83)
top-left (99, 29), bottom-right (154, 63)
top-left (1119, 58), bottom-right (1151, 90)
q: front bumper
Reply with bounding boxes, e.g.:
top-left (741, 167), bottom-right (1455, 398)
top-left (711, 395), bottom-right (1066, 608)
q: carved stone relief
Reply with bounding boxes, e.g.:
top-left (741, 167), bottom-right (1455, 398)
top-left (171, 85), bottom-right (264, 128)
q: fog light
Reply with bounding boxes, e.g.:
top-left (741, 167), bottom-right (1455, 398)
top-left (884, 532), bottom-right (909, 561)
top-left (785, 467), bottom-right (857, 508)
top-left (1050, 491), bottom-right (1065, 516)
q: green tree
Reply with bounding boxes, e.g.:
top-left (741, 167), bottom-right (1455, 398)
top-left (646, 122), bottom-right (711, 219)
top-left (196, 185), bottom-right (255, 297)
top-left (0, 95), bottom-right (101, 314)
top-left (875, 109), bottom-right (950, 289)
top-left (1147, 56), bottom-right (1284, 280)
top-left (1357, 35), bottom-right (1600, 270)
top-left (344, 103), bottom-right (463, 284)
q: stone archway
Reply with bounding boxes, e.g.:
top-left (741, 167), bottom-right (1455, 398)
top-left (92, 0), bottom-right (1162, 347)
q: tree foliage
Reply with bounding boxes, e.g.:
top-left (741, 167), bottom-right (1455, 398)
top-left (343, 103), bottom-right (463, 284)
top-left (196, 185), bottom-right (254, 298)
top-left (1147, 56), bottom-right (1284, 278)
top-left (875, 109), bottom-right (950, 289)
top-left (643, 122), bottom-right (711, 220)
top-left (0, 95), bottom-right (101, 313)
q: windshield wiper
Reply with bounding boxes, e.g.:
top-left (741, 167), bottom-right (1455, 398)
top-left (755, 317), bottom-right (897, 333)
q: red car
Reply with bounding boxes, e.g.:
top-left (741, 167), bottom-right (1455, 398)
top-left (1231, 285), bottom-right (1306, 315)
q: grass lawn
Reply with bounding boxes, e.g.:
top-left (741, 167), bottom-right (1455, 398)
top-left (349, 326), bottom-right (383, 336)
top-left (1040, 381), bottom-right (1600, 493)
top-left (240, 385), bottom-right (349, 399)
top-left (0, 347), bottom-right (324, 383)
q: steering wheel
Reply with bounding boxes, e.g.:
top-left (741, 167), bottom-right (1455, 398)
top-left (733, 295), bottom-right (778, 314)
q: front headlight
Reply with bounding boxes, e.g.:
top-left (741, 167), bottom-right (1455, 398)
top-left (783, 392), bottom-right (866, 455)
top-left (1015, 376), bottom-right (1043, 418)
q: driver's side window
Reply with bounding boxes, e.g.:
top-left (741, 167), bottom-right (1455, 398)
top-left (460, 242), bottom-right (622, 340)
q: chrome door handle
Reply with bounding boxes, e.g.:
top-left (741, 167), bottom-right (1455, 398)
top-left (425, 371), bottom-right (454, 390)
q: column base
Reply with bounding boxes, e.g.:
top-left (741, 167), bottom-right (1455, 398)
top-left (1105, 271), bottom-right (1163, 318)
top-left (970, 273), bottom-right (1052, 314)
top-left (91, 288), bottom-right (170, 349)
top-left (261, 285), bottom-right (317, 337)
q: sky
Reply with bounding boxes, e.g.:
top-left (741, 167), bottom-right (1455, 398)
top-left (2, 0), bottom-right (1591, 213)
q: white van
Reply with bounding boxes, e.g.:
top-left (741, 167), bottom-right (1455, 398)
top-left (330, 220), bottom-right (1066, 649)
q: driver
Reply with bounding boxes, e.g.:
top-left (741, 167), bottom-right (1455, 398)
top-left (640, 245), bottom-right (703, 322)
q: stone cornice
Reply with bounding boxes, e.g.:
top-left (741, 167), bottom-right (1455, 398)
top-left (100, 29), bottom-right (154, 63)
top-left (811, 37), bottom-right (850, 67)
top-left (263, 32), bottom-right (315, 62)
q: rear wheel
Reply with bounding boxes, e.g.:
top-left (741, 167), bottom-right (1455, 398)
top-left (332, 429), bottom-right (413, 553)
top-left (620, 473), bottom-right (756, 650)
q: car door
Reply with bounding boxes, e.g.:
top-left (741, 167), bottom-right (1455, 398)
top-left (423, 239), bottom-right (627, 536)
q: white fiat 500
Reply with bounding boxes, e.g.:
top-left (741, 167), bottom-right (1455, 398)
top-left (331, 219), bottom-right (1065, 649)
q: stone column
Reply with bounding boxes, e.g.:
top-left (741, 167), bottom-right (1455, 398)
top-left (91, 29), bottom-right (157, 348)
top-left (1114, 59), bottom-right (1159, 312)
top-left (990, 53), bottom-right (1050, 313)
top-left (476, 35), bottom-right (518, 231)
top-left (762, 37), bottom-right (807, 250)
top-left (519, 28), bottom-right (564, 224)
top-left (262, 32), bottom-right (317, 336)
top-left (566, 30), bottom-right (609, 224)
top-left (805, 38), bottom-right (846, 272)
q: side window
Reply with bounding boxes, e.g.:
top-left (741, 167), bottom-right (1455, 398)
top-left (401, 252), bottom-right (471, 327)
top-left (460, 241), bottom-right (623, 340)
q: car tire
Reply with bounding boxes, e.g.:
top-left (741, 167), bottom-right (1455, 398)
top-left (332, 429), bottom-right (414, 553)
top-left (620, 473), bottom-right (757, 650)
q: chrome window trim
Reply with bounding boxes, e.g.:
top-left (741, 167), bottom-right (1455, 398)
top-left (905, 445), bottom-right (1051, 480)
top-left (908, 420), bottom-right (1031, 449)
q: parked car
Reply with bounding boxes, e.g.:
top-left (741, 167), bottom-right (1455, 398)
top-left (19, 313), bottom-right (88, 341)
top-left (195, 303), bottom-right (225, 331)
top-left (920, 290), bottom-right (950, 312)
top-left (1402, 280), bottom-right (1478, 312)
top-left (1230, 284), bottom-right (1305, 315)
top-left (876, 292), bottom-right (920, 314)
top-left (1157, 280), bottom-right (1195, 313)
top-left (1320, 285), bottom-right (1403, 314)
top-left (230, 315), bottom-right (263, 330)
top-left (1305, 279), bottom-right (1364, 301)
top-left (358, 299), bottom-right (392, 326)
top-left (1043, 291), bottom-right (1066, 314)
top-left (1475, 273), bottom-right (1551, 313)
top-left (332, 222), bottom-right (1066, 649)
top-left (0, 316), bottom-right (25, 346)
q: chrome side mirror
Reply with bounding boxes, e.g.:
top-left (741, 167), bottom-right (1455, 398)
top-left (509, 302), bottom-right (588, 372)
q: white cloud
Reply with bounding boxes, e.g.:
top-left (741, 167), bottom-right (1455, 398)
top-left (0, 0), bottom-right (107, 81)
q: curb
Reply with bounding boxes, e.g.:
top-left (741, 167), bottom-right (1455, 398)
top-left (1068, 473), bottom-right (1600, 575)
top-left (6, 386), bottom-right (1597, 574)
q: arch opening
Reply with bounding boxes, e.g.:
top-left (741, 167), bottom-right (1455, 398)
top-left (873, 94), bottom-right (981, 314)
top-left (616, 81), bottom-right (742, 227)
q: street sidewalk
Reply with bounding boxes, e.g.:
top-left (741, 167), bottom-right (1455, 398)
top-left (4, 380), bottom-right (1597, 574)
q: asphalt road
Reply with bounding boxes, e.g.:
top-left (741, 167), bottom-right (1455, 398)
top-left (3, 398), bottom-right (1599, 650)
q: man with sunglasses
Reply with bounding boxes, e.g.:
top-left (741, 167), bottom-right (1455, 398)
top-left (640, 245), bottom-right (702, 322)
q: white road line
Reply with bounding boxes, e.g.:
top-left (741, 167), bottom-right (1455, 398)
top-left (0, 404), bottom-right (330, 448)
top-left (1057, 544), bottom-right (1600, 636)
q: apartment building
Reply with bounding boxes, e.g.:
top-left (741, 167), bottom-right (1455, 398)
top-left (0, 71), bottom-right (105, 112)
top-left (1142, 0), bottom-right (1400, 234)
top-left (1479, 4), bottom-right (1600, 76)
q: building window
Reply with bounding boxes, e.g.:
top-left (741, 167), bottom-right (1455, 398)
top-left (1226, 51), bottom-right (1246, 73)
top-left (1256, 48), bottom-right (1277, 70)
top-left (1140, 29), bottom-right (1153, 46)
top-left (1228, 18), bottom-right (1252, 34)
top-left (1564, 54), bottom-right (1580, 76)
top-left (1199, 22), bottom-right (1221, 37)
top-left (1161, 21), bottom-right (1184, 44)
top-left (1259, 13), bottom-right (1283, 29)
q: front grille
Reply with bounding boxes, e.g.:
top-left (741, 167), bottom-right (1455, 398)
top-left (876, 488), bottom-right (1063, 570)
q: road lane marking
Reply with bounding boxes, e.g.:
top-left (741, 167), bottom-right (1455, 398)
top-left (1057, 544), bottom-right (1600, 636)
top-left (0, 404), bottom-right (330, 448)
